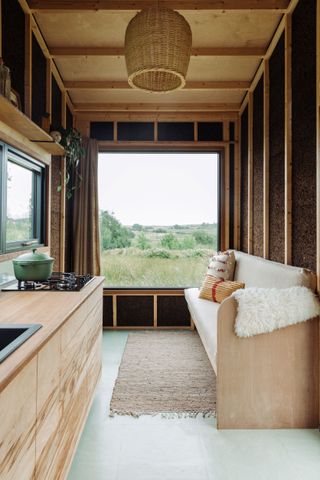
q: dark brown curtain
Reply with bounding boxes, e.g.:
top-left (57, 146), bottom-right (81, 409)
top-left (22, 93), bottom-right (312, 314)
top-left (68, 138), bottom-right (101, 275)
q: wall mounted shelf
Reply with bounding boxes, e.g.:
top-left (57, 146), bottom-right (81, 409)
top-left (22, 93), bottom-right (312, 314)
top-left (0, 95), bottom-right (65, 156)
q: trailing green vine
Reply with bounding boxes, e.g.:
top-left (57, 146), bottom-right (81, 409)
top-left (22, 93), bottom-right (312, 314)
top-left (56, 127), bottom-right (85, 199)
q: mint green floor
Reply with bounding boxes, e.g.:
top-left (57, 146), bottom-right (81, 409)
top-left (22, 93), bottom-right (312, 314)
top-left (68, 331), bottom-right (320, 480)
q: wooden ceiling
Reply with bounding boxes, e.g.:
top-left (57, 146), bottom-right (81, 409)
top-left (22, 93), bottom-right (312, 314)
top-left (26, 0), bottom-right (290, 114)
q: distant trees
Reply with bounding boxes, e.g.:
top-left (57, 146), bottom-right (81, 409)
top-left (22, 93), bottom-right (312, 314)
top-left (192, 230), bottom-right (213, 245)
top-left (100, 210), bottom-right (134, 249)
top-left (136, 232), bottom-right (151, 250)
top-left (160, 233), bottom-right (180, 250)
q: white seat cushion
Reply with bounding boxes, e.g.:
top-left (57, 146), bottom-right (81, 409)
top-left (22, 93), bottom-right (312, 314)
top-left (184, 288), bottom-right (219, 374)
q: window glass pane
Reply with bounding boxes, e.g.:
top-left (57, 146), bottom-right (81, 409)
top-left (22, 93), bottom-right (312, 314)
top-left (98, 153), bottom-right (219, 288)
top-left (6, 160), bottom-right (33, 242)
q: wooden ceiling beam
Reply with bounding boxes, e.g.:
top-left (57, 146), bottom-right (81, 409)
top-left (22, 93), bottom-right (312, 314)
top-left (28, 1), bottom-right (290, 12)
top-left (50, 46), bottom-right (265, 57)
top-left (73, 102), bottom-right (240, 112)
top-left (65, 80), bottom-right (250, 90)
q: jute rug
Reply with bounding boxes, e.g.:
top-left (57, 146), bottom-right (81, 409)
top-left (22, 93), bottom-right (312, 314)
top-left (110, 331), bottom-right (216, 418)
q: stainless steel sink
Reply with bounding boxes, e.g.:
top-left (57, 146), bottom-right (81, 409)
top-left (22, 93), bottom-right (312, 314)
top-left (0, 324), bottom-right (42, 363)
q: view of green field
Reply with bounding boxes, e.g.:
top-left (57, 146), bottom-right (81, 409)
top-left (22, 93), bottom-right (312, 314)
top-left (6, 217), bottom-right (32, 243)
top-left (100, 211), bottom-right (218, 287)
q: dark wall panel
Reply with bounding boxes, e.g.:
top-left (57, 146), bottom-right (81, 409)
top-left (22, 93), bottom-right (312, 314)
top-left (252, 75), bottom-right (264, 257)
top-left (51, 75), bottom-right (62, 130)
top-left (158, 122), bottom-right (194, 141)
top-left (291, 0), bottom-right (317, 271)
top-left (198, 122), bottom-right (223, 141)
top-left (90, 122), bottom-right (114, 140)
top-left (103, 296), bottom-right (113, 327)
top-left (157, 296), bottom-right (190, 327)
top-left (118, 122), bottom-right (154, 141)
top-left (32, 34), bottom-right (46, 127)
top-left (240, 106), bottom-right (248, 253)
top-left (269, 34), bottom-right (285, 264)
top-left (66, 105), bottom-right (73, 131)
top-left (2, 0), bottom-right (25, 110)
top-left (117, 296), bottom-right (153, 327)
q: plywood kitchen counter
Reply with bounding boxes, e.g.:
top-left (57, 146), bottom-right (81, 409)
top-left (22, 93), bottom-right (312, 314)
top-left (0, 276), bottom-right (104, 480)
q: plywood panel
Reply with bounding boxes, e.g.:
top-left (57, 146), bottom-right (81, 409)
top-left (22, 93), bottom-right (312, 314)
top-left (56, 55), bottom-right (259, 84)
top-left (34, 10), bottom-right (280, 48)
top-left (240, 106), bottom-right (248, 253)
top-left (0, 358), bottom-right (37, 480)
top-left (291, 0), bottom-right (317, 271)
top-left (269, 34), bottom-right (285, 264)
top-left (69, 88), bottom-right (244, 105)
top-left (252, 75), bottom-right (264, 257)
top-left (35, 331), bottom-right (62, 480)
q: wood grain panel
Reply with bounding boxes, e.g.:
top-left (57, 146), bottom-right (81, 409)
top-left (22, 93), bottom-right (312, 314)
top-left (217, 297), bottom-right (319, 429)
top-left (269, 34), bottom-right (285, 263)
top-left (252, 75), bottom-right (264, 257)
top-left (240, 106), bottom-right (249, 252)
top-left (35, 331), bottom-right (62, 480)
top-left (291, 0), bottom-right (317, 271)
top-left (0, 358), bottom-right (37, 480)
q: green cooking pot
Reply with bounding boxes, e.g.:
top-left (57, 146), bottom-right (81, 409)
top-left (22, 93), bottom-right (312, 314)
top-left (13, 249), bottom-right (54, 281)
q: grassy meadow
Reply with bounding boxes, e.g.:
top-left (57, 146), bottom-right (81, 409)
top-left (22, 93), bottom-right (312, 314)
top-left (100, 219), bottom-right (218, 287)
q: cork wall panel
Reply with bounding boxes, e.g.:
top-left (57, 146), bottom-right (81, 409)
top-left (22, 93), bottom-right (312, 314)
top-left (240, 107), bottom-right (248, 253)
top-left (269, 34), bottom-right (285, 264)
top-left (252, 75), bottom-right (264, 257)
top-left (2, 0), bottom-right (25, 110)
top-left (291, 0), bottom-right (317, 271)
top-left (229, 143), bottom-right (235, 249)
top-left (51, 76), bottom-right (62, 130)
top-left (32, 34), bottom-right (47, 127)
top-left (157, 296), bottom-right (190, 327)
top-left (117, 296), bottom-right (153, 327)
top-left (66, 105), bottom-right (73, 130)
top-left (103, 296), bottom-right (113, 327)
top-left (50, 157), bottom-right (62, 270)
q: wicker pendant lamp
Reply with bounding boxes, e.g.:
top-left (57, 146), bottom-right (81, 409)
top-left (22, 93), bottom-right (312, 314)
top-left (124, 6), bottom-right (192, 93)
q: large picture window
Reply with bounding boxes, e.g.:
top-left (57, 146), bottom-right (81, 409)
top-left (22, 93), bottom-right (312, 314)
top-left (0, 143), bottom-right (46, 253)
top-left (98, 152), bottom-right (219, 288)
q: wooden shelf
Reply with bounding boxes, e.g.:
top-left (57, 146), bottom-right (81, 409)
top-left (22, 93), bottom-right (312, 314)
top-left (0, 95), bottom-right (65, 155)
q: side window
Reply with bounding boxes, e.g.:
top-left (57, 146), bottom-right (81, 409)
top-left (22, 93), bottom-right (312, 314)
top-left (1, 145), bottom-right (46, 253)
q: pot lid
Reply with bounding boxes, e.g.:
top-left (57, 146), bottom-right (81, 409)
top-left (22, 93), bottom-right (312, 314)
top-left (13, 248), bottom-right (54, 263)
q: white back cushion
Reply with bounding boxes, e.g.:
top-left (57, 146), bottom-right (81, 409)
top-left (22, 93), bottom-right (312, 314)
top-left (233, 251), bottom-right (316, 291)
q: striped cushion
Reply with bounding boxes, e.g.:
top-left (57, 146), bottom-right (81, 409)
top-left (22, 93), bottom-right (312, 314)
top-left (199, 275), bottom-right (245, 303)
top-left (207, 250), bottom-right (235, 280)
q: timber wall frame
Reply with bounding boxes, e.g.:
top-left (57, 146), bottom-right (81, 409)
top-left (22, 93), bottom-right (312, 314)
top-left (238, 0), bottom-right (320, 289)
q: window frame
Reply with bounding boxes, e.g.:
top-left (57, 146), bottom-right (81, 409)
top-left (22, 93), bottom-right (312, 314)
top-left (0, 142), bottom-right (46, 254)
top-left (98, 149), bottom-right (221, 289)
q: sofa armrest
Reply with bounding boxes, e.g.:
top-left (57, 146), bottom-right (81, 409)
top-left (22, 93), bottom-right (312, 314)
top-left (216, 295), bottom-right (319, 429)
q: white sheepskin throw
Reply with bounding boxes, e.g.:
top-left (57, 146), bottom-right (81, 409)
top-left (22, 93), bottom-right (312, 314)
top-left (232, 286), bottom-right (320, 338)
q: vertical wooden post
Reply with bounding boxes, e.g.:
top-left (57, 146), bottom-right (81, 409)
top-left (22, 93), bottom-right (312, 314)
top-left (24, 14), bottom-right (32, 117)
top-left (194, 121), bottom-right (198, 142)
top-left (223, 121), bottom-right (230, 250)
top-left (263, 59), bottom-right (270, 259)
top-left (234, 118), bottom-right (241, 250)
top-left (317, 0), bottom-right (320, 293)
top-left (0, 0), bottom-right (2, 58)
top-left (114, 121), bottom-right (118, 141)
top-left (154, 120), bottom-right (158, 142)
top-left (112, 296), bottom-right (117, 328)
top-left (153, 295), bottom-right (158, 327)
top-left (285, 14), bottom-right (292, 265)
top-left (248, 91), bottom-right (254, 254)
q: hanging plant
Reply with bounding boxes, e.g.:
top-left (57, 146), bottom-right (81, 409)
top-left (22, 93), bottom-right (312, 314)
top-left (53, 127), bottom-right (85, 199)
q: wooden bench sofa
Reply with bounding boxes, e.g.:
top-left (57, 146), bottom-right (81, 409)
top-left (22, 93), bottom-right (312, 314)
top-left (185, 251), bottom-right (319, 429)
